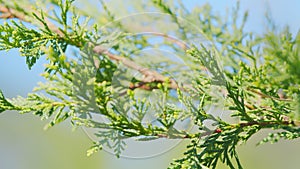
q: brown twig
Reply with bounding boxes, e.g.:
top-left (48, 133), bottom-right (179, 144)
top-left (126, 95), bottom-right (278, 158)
top-left (145, 32), bottom-right (189, 50)
top-left (93, 45), bottom-right (181, 90)
top-left (0, 5), bottom-right (26, 20)
top-left (248, 88), bottom-right (292, 102)
top-left (238, 121), bottom-right (289, 127)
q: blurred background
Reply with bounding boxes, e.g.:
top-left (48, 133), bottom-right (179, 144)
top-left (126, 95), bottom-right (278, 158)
top-left (1, 0), bottom-right (300, 169)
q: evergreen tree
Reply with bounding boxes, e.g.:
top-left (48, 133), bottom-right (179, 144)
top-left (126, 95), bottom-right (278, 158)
top-left (0, 1), bottom-right (299, 168)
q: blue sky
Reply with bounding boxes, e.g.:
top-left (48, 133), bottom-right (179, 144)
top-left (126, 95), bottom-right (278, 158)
top-left (184, 0), bottom-right (300, 34)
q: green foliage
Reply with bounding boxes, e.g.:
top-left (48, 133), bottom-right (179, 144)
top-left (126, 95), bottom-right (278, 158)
top-left (0, 20), bottom-right (64, 69)
top-left (0, 90), bottom-right (15, 113)
top-left (0, 0), bottom-right (299, 168)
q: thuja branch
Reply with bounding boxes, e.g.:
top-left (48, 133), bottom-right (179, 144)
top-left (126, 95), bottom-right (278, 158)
top-left (1, 1), bottom-right (300, 168)
top-left (0, 3), bottom-right (193, 91)
top-left (0, 4), bottom-right (64, 37)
